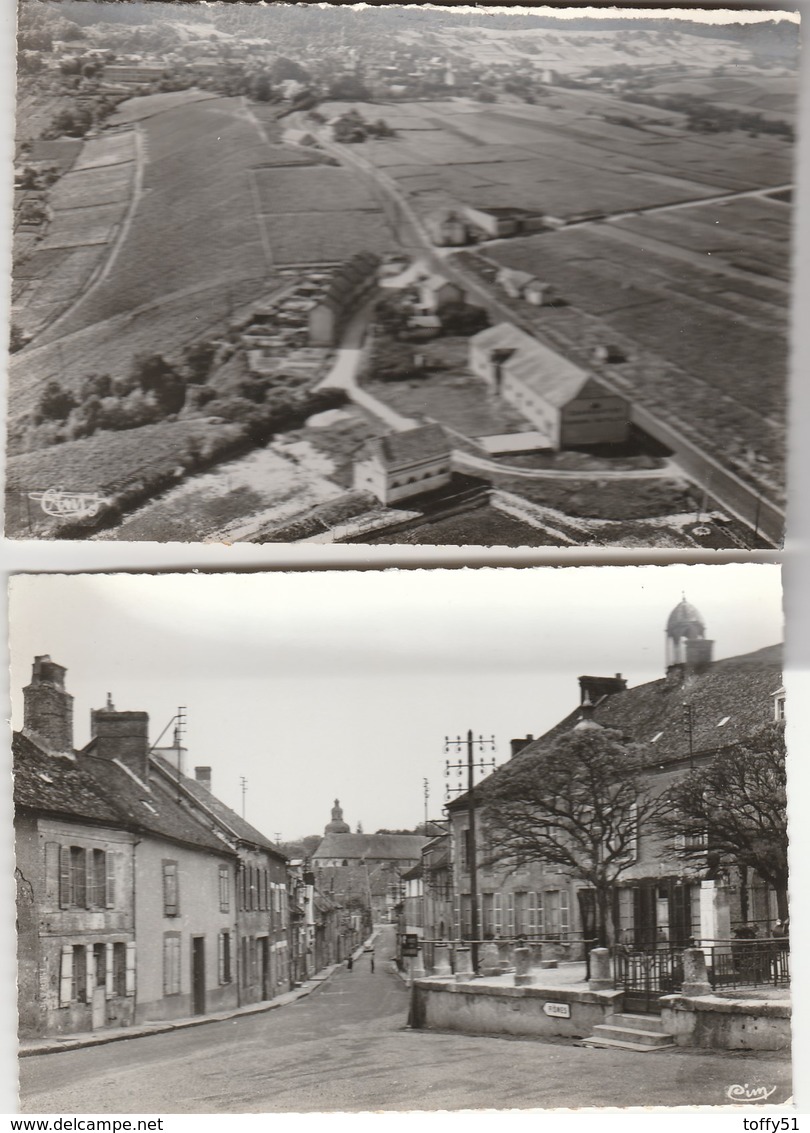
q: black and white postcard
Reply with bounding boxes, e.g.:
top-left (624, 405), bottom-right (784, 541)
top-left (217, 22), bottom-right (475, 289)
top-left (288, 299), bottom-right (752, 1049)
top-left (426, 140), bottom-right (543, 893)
top-left (7, 565), bottom-right (795, 1113)
top-left (4, 3), bottom-right (799, 548)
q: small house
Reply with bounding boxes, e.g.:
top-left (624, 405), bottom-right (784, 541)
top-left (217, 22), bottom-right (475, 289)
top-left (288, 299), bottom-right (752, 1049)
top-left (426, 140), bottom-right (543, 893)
top-left (353, 424), bottom-right (452, 505)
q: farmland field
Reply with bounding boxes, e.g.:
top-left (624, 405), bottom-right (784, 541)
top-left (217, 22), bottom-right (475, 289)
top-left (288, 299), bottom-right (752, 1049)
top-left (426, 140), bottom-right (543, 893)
top-left (252, 166), bottom-right (379, 212)
top-left (260, 212), bottom-right (394, 264)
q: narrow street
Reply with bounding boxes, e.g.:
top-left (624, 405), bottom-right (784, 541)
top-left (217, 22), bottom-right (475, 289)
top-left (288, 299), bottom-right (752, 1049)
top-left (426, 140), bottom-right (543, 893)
top-left (19, 927), bottom-right (791, 1114)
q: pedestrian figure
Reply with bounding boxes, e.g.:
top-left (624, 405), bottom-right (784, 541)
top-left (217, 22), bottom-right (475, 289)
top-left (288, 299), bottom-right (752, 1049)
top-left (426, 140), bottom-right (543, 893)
top-left (370, 951), bottom-right (375, 974)
top-left (347, 955), bottom-right (353, 971)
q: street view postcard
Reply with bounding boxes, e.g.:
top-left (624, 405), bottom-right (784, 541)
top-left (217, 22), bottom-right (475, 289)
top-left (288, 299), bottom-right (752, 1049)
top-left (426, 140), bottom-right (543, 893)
top-left (5, 3), bottom-right (799, 547)
top-left (8, 564), bottom-right (793, 1112)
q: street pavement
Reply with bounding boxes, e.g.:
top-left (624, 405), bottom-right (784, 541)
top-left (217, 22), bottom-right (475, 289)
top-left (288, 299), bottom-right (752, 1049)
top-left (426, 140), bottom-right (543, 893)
top-left (19, 926), bottom-right (792, 1114)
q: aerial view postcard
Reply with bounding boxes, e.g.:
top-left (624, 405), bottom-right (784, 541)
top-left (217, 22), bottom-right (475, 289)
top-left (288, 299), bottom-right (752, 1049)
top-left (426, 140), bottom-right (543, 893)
top-left (5, 3), bottom-right (799, 547)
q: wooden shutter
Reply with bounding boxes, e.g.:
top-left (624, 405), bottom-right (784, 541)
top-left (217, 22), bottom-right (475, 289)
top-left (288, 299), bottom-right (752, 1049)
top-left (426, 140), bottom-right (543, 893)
top-left (74, 849), bottom-right (86, 908)
top-left (106, 853), bottom-right (116, 908)
top-left (125, 941), bottom-right (136, 996)
top-left (85, 945), bottom-right (94, 998)
top-left (493, 893), bottom-right (502, 935)
top-left (218, 931), bottom-right (225, 985)
top-left (528, 891), bottom-right (537, 935)
top-left (59, 846), bottom-right (71, 909)
top-left (59, 944), bottom-right (73, 1006)
top-left (105, 942), bottom-right (114, 999)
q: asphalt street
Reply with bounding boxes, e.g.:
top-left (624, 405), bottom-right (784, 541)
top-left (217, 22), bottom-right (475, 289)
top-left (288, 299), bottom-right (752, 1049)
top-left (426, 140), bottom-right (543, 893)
top-left (19, 927), bottom-right (792, 1114)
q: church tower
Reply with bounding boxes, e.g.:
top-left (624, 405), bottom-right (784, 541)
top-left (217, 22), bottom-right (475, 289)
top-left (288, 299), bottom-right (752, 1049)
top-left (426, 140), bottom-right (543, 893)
top-left (324, 799), bottom-right (351, 835)
top-left (665, 596), bottom-right (714, 675)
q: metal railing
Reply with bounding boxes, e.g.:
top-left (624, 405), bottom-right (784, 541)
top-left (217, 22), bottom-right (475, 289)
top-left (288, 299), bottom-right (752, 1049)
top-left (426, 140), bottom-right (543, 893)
top-left (413, 936), bottom-right (596, 975)
top-left (709, 939), bottom-right (790, 990)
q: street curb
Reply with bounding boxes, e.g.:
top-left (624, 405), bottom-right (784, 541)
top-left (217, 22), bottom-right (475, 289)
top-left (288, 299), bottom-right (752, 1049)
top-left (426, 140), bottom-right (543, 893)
top-left (17, 938), bottom-right (378, 1059)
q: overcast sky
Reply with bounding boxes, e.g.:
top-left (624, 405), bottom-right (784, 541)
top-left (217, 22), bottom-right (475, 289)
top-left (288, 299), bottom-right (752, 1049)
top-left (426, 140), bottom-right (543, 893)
top-left (9, 565), bottom-right (783, 841)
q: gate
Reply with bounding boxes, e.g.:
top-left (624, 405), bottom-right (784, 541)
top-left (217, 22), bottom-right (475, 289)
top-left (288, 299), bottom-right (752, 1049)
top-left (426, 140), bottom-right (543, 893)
top-left (614, 947), bottom-right (684, 1014)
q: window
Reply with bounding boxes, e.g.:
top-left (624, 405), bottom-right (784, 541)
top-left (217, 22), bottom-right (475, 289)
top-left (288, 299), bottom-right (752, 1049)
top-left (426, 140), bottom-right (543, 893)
top-left (506, 892), bottom-right (515, 936)
top-left (59, 846), bottom-right (88, 908)
top-left (93, 942), bottom-right (106, 987)
top-left (219, 865), bottom-right (230, 913)
top-left (460, 828), bottom-right (470, 873)
top-left (560, 890), bottom-right (570, 937)
top-left (163, 861), bottom-right (179, 917)
top-left (90, 849), bottom-right (111, 908)
top-left (482, 893), bottom-right (494, 936)
top-left (218, 931), bottom-right (232, 985)
top-left (72, 945), bottom-right (87, 1002)
top-left (514, 892), bottom-right (527, 937)
top-left (493, 892), bottom-right (502, 936)
top-left (163, 933), bottom-right (181, 995)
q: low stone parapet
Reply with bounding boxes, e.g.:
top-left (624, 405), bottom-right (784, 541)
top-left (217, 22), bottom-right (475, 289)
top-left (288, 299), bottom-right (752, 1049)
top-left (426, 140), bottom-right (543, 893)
top-left (660, 993), bottom-right (791, 1051)
top-left (409, 978), bottom-right (622, 1040)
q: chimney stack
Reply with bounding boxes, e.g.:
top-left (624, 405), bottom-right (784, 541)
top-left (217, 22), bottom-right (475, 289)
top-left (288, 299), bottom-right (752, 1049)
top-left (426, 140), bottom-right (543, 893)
top-left (23, 655), bottom-right (74, 756)
top-left (578, 674), bottom-right (627, 704)
top-left (510, 734), bottom-right (534, 758)
top-left (90, 700), bottom-right (150, 784)
top-left (195, 766), bottom-right (212, 791)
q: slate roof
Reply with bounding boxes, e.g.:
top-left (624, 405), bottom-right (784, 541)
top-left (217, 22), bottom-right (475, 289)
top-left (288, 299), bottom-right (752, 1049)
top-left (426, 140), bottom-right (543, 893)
top-left (313, 832), bottom-right (428, 861)
top-left (447, 643), bottom-right (783, 810)
top-left (13, 732), bottom-right (122, 826)
top-left (14, 730), bottom-right (234, 855)
top-left (81, 751), bottom-right (232, 856)
top-left (471, 322), bottom-right (611, 409)
top-left (364, 424), bottom-right (449, 469)
top-left (151, 754), bottom-right (286, 862)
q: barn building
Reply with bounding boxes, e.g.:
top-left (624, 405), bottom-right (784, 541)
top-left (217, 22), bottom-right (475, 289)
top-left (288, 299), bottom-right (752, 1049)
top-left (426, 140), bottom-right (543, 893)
top-left (352, 424), bottom-right (452, 505)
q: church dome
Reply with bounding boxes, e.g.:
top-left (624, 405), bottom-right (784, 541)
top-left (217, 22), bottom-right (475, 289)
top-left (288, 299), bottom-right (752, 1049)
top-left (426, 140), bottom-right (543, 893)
top-left (666, 597), bottom-right (705, 640)
top-left (325, 798), bottom-right (351, 835)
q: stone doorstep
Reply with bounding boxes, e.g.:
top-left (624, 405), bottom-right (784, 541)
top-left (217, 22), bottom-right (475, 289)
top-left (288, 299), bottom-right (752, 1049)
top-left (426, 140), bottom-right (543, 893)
top-left (583, 1011), bottom-right (676, 1053)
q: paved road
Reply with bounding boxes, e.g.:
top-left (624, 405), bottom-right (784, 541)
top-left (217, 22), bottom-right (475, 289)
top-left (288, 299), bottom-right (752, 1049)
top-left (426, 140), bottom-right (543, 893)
top-left (19, 927), bottom-right (791, 1114)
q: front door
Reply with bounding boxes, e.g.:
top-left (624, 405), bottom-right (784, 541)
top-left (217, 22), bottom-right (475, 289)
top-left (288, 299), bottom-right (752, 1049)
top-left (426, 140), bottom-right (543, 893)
top-left (92, 943), bottom-right (106, 1030)
top-left (260, 937), bottom-right (270, 1000)
top-left (191, 937), bottom-right (205, 1015)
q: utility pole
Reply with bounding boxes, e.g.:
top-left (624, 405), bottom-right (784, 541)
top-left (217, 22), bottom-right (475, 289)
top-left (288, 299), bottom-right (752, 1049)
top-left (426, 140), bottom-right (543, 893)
top-left (445, 731), bottom-right (496, 972)
top-left (240, 775), bottom-right (248, 818)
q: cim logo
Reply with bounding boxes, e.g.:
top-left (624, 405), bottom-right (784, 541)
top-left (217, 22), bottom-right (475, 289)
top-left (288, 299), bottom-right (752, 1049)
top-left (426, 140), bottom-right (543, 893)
top-left (726, 1084), bottom-right (778, 1103)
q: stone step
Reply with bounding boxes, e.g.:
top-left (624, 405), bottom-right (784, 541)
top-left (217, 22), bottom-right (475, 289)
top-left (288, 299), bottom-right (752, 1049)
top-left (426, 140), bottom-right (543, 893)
top-left (591, 1023), bottom-right (674, 1048)
top-left (582, 1035), bottom-right (677, 1054)
top-left (608, 1013), bottom-right (669, 1033)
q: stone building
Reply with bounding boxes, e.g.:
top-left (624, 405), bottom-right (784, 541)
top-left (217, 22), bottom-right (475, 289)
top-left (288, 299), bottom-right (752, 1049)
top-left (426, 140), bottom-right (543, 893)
top-left (352, 424), bottom-right (452, 505)
top-left (469, 322), bottom-right (628, 448)
top-left (447, 599), bottom-right (784, 955)
top-left (312, 802), bottom-right (427, 923)
top-left (150, 758), bottom-right (291, 1006)
top-left (308, 252), bottom-right (380, 347)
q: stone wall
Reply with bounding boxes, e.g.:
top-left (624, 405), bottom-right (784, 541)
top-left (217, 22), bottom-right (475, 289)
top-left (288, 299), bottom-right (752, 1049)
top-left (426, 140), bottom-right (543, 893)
top-left (661, 994), bottom-right (791, 1051)
top-left (409, 978), bottom-right (622, 1040)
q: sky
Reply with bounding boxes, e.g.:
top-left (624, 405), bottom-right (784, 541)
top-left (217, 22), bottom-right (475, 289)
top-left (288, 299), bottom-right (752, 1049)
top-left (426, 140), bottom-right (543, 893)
top-left (8, 564), bottom-right (784, 842)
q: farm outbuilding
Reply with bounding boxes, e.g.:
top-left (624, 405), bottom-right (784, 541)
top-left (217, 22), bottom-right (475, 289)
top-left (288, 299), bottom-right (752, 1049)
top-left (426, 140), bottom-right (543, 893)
top-left (353, 424), bottom-right (452, 505)
top-left (309, 251), bottom-right (380, 347)
top-left (469, 323), bottom-right (628, 449)
top-left (462, 205), bottom-right (524, 239)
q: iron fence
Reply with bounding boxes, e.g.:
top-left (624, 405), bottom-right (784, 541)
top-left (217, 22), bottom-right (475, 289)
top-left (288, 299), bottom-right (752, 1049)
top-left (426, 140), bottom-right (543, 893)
top-left (710, 939), bottom-right (790, 989)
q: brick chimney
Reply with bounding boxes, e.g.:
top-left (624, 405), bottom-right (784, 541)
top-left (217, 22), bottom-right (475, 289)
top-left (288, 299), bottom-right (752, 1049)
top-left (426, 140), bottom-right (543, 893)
top-left (685, 638), bottom-right (714, 675)
top-left (510, 734), bottom-right (534, 758)
top-left (23, 655), bottom-right (74, 756)
top-left (90, 696), bottom-right (150, 783)
top-left (578, 673), bottom-right (627, 704)
top-left (195, 766), bottom-right (212, 791)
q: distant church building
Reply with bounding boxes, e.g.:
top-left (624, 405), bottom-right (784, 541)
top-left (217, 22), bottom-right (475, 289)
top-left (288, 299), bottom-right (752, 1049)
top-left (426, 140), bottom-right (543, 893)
top-left (312, 801), bottom-right (428, 923)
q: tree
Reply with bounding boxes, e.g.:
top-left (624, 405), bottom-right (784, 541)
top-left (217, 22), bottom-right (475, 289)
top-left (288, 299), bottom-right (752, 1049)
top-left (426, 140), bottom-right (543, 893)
top-left (656, 723), bottom-right (788, 921)
top-left (482, 726), bottom-right (666, 945)
top-left (36, 380), bottom-right (77, 423)
top-left (129, 353), bottom-right (186, 415)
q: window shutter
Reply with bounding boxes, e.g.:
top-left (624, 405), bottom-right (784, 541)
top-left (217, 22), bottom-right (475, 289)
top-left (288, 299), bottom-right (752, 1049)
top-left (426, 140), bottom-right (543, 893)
top-left (59, 846), bottom-right (71, 909)
top-left (506, 893), bottom-right (515, 936)
top-left (218, 932), bottom-right (225, 985)
top-left (74, 850), bottom-right (86, 909)
top-left (105, 943), bottom-right (114, 999)
top-left (125, 941), bottom-right (136, 996)
top-left (59, 945), bottom-right (73, 1006)
top-left (106, 853), bottom-right (116, 908)
top-left (493, 893), bottom-right (502, 935)
top-left (537, 893), bottom-right (545, 936)
top-left (560, 890), bottom-right (570, 934)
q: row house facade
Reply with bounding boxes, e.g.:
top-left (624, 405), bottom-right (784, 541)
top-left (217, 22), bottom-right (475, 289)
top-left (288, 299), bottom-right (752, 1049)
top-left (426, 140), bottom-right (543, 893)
top-left (13, 656), bottom-right (298, 1040)
top-left (446, 600), bottom-right (784, 957)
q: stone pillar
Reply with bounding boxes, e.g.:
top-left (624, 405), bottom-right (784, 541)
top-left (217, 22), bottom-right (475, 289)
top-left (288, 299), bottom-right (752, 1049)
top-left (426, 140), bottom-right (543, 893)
top-left (433, 944), bottom-right (452, 978)
top-left (455, 947), bottom-right (474, 983)
top-left (481, 942), bottom-right (501, 977)
top-left (514, 946), bottom-right (533, 987)
top-left (699, 880), bottom-right (731, 949)
top-left (410, 951), bottom-right (426, 981)
top-left (681, 947), bottom-right (713, 996)
top-left (539, 941), bottom-right (559, 969)
top-left (588, 947), bottom-right (613, 991)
